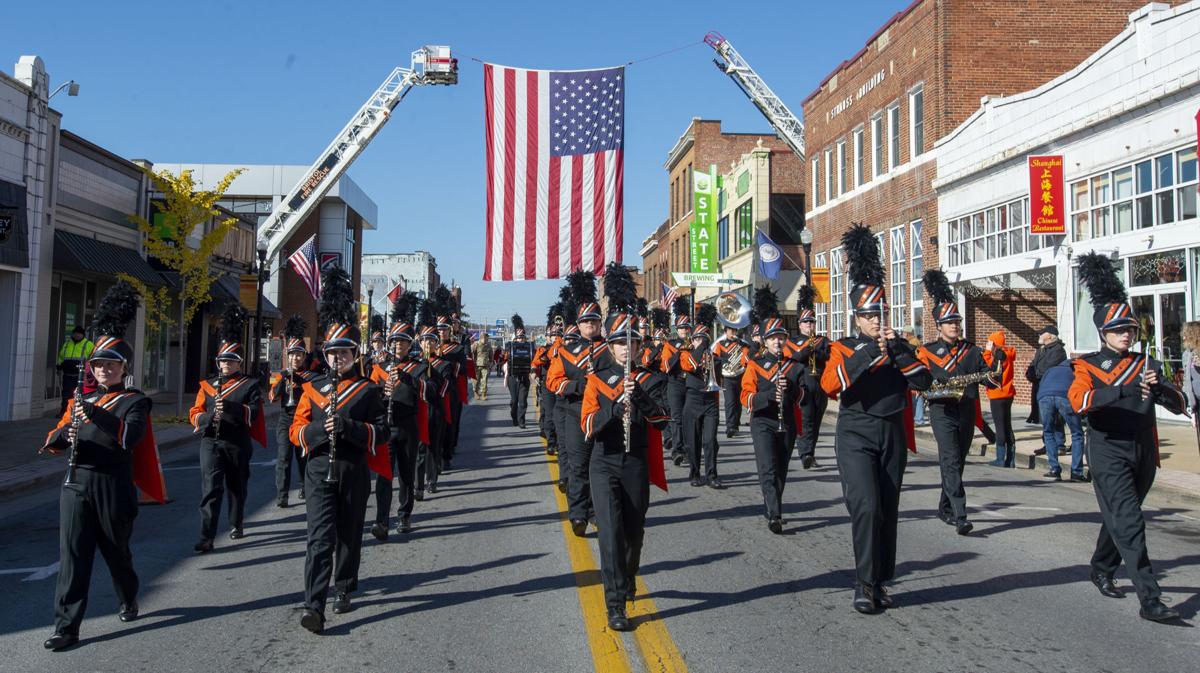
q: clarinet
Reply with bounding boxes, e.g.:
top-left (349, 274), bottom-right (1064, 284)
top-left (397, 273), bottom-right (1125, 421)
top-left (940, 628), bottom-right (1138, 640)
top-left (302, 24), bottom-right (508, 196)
top-left (213, 374), bottom-right (226, 436)
top-left (323, 370), bottom-right (341, 484)
top-left (623, 329), bottom-right (632, 453)
top-left (775, 360), bottom-right (788, 433)
top-left (386, 360), bottom-right (397, 426)
top-left (64, 383), bottom-right (85, 485)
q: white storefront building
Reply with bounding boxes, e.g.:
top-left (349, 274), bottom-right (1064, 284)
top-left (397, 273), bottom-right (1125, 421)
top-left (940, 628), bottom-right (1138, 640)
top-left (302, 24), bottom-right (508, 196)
top-left (935, 2), bottom-right (1199, 377)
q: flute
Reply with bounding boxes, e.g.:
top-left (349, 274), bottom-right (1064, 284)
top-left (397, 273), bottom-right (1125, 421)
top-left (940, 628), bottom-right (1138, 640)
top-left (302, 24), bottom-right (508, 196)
top-left (323, 370), bottom-right (341, 484)
top-left (64, 384), bottom-right (84, 485)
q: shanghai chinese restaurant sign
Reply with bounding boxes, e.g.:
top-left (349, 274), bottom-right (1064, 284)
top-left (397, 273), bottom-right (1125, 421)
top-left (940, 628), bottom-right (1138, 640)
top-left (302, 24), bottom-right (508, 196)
top-left (1028, 155), bottom-right (1065, 235)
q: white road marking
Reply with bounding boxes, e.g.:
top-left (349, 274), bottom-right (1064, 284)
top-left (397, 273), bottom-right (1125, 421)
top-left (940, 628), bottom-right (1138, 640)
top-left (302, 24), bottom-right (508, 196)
top-left (0, 562), bottom-right (60, 581)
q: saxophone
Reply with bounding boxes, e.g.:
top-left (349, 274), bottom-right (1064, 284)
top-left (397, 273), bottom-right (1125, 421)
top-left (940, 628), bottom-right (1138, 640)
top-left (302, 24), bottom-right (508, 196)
top-left (921, 370), bottom-right (998, 401)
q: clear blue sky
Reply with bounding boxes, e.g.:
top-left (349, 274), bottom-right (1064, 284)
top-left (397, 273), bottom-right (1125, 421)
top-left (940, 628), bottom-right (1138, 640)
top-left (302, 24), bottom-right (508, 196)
top-left (10, 0), bottom-right (908, 324)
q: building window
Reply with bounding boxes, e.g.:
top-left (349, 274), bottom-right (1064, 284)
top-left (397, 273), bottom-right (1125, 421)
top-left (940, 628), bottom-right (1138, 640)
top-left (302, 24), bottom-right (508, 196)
top-left (811, 157), bottom-right (820, 207)
top-left (836, 139), bottom-right (846, 197)
top-left (890, 225), bottom-right (907, 329)
top-left (718, 216), bottom-right (729, 259)
top-left (1069, 146), bottom-right (1197, 241)
top-left (671, 179), bottom-right (677, 224)
top-left (853, 127), bottom-right (865, 189)
top-left (815, 252), bottom-right (829, 335)
top-left (829, 247), bottom-right (846, 340)
top-left (910, 219), bottom-right (924, 333)
top-left (909, 85), bottom-right (924, 158)
top-left (735, 200), bottom-right (754, 252)
top-left (887, 102), bottom-right (900, 171)
top-left (871, 112), bottom-right (884, 178)
top-left (685, 164), bottom-right (693, 216)
top-left (947, 197), bottom-right (1064, 267)
top-left (824, 148), bottom-right (833, 204)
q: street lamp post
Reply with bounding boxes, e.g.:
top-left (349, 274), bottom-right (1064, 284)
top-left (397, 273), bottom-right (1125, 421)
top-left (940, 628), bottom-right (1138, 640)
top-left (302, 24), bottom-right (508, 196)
top-left (367, 286), bottom-right (375, 342)
top-left (800, 227), bottom-right (814, 287)
top-left (255, 240), bottom-right (269, 378)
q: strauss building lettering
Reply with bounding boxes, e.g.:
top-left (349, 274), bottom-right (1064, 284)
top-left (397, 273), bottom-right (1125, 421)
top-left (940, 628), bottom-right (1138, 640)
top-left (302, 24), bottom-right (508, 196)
top-left (824, 68), bottom-right (887, 123)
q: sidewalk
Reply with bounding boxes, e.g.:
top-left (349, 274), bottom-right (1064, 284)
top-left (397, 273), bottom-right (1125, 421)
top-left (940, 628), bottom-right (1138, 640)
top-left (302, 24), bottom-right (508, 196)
top-left (826, 399), bottom-right (1200, 501)
top-left (0, 391), bottom-right (279, 499)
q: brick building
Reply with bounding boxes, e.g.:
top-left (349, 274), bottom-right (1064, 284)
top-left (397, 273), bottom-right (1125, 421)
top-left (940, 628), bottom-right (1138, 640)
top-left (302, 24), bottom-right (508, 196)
top-left (640, 119), bottom-right (796, 303)
top-left (936, 1), bottom-right (1200, 408)
top-left (801, 0), bottom-right (1168, 402)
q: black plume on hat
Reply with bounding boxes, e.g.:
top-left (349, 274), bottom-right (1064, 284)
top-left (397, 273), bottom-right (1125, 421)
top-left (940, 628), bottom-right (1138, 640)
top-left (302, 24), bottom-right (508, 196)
top-left (392, 293), bottom-right (418, 325)
top-left (1076, 252), bottom-right (1127, 306)
top-left (753, 286), bottom-right (780, 321)
top-left (671, 295), bottom-right (690, 319)
top-left (284, 314), bottom-right (307, 340)
top-left (416, 298), bottom-right (437, 329)
top-left (650, 307), bottom-right (670, 330)
top-left (566, 270), bottom-right (597, 305)
top-left (842, 223), bottom-right (884, 287)
top-left (511, 314), bottom-right (525, 330)
top-left (432, 285), bottom-right (454, 317)
top-left (602, 262), bottom-right (638, 314)
top-left (796, 285), bottom-right (816, 313)
top-left (219, 304), bottom-right (248, 345)
top-left (546, 302), bottom-right (563, 325)
top-left (93, 281), bottom-right (141, 339)
top-left (318, 266), bottom-right (356, 332)
top-left (635, 297), bottom-right (649, 319)
top-left (695, 303), bottom-right (717, 332)
top-left (370, 314), bottom-right (386, 335)
top-left (923, 268), bottom-right (955, 305)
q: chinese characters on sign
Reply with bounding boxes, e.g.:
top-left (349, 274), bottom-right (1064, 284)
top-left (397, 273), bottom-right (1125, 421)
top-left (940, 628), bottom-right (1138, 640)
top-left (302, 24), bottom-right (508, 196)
top-left (1028, 155), bottom-right (1065, 235)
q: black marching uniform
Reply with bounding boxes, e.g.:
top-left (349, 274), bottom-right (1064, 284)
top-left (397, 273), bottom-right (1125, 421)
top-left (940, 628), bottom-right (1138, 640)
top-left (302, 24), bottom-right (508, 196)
top-left (916, 337), bottom-right (994, 531)
top-left (506, 336), bottom-right (534, 428)
top-left (713, 334), bottom-right (748, 437)
top-left (271, 368), bottom-right (317, 506)
top-left (740, 342), bottom-right (805, 527)
top-left (370, 339), bottom-right (426, 534)
top-left (291, 367), bottom-right (387, 628)
top-left (547, 334), bottom-right (608, 529)
top-left (425, 348), bottom-right (455, 493)
top-left (44, 384), bottom-right (149, 643)
top-left (679, 343), bottom-right (722, 486)
top-left (662, 330), bottom-right (689, 464)
top-left (789, 334), bottom-right (830, 466)
top-left (190, 372), bottom-right (262, 546)
top-left (437, 336), bottom-right (466, 467)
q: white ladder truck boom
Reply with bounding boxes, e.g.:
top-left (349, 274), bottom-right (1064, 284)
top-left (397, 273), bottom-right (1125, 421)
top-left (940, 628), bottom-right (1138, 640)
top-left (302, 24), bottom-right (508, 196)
top-left (256, 45), bottom-right (458, 265)
top-left (704, 32), bottom-right (805, 159)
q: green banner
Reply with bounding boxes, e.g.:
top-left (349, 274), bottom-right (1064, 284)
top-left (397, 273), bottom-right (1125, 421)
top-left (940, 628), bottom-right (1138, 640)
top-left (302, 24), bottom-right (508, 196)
top-left (689, 165), bottom-right (718, 273)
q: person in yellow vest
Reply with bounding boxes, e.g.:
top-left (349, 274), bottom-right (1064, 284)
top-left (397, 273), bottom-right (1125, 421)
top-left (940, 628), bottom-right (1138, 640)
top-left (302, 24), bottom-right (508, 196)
top-left (56, 326), bottom-right (94, 415)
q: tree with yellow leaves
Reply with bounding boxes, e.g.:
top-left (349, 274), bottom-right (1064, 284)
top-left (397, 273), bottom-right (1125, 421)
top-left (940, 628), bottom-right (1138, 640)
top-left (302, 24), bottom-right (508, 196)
top-left (120, 166), bottom-right (244, 414)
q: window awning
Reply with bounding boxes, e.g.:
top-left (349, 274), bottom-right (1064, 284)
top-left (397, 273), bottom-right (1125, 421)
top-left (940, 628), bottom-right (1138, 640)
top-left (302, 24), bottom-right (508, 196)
top-left (54, 230), bottom-right (168, 287)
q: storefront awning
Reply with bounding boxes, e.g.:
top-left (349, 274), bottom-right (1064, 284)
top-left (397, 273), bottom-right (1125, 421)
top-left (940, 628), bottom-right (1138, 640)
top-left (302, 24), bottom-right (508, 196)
top-left (54, 230), bottom-right (167, 287)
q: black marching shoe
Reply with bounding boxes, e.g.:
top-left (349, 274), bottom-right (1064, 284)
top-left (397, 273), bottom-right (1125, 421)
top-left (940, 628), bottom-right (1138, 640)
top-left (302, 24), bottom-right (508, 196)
top-left (1090, 571), bottom-right (1124, 598)
top-left (193, 539), bottom-right (213, 554)
top-left (767, 517), bottom-right (783, 535)
top-left (228, 527), bottom-right (244, 540)
top-left (852, 584), bottom-right (879, 615)
top-left (1044, 469), bottom-right (1062, 481)
top-left (708, 477), bottom-right (725, 490)
top-left (276, 496), bottom-right (289, 508)
top-left (546, 446), bottom-right (556, 456)
top-left (428, 483), bottom-right (438, 494)
top-left (955, 520), bottom-right (974, 536)
top-left (625, 586), bottom-right (636, 603)
top-left (414, 489), bottom-right (425, 501)
top-left (118, 602), bottom-right (139, 622)
top-left (937, 511), bottom-right (955, 526)
top-left (298, 490), bottom-right (306, 501)
top-left (689, 476), bottom-right (704, 487)
top-left (331, 592), bottom-right (352, 614)
top-left (43, 632), bottom-right (78, 651)
top-left (672, 454), bottom-right (686, 467)
top-left (1139, 599), bottom-right (1180, 623)
top-left (300, 609), bottom-right (324, 634)
top-left (607, 606), bottom-right (632, 631)
top-left (1070, 472), bottom-right (1091, 483)
top-left (556, 478), bottom-right (568, 493)
top-left (874, 585), bottom-right (894, 609)
top-left (443, 458), bottom-right (453, 471)
top-left (801, 455), bottom-right (817, 470)
top-left (1033, 447), bottom-right (1047, 456)
top-left (370, 523), bottom-right (389, 542)
top-left (725, 430), bottom-right (735, 439)
top-left (397, 515), bottom-right (412, 534)
top-left (570, 519), bottom-right (588, 538)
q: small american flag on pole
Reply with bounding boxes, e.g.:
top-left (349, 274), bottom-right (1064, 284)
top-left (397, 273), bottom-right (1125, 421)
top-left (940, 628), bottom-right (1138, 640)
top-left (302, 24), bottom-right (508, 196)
top-left (660, 281), bottom-right (679, 309)
top-left (483, 63), bottom-right (624, 281)
top-left (288, 234), bottom-right (320, 301)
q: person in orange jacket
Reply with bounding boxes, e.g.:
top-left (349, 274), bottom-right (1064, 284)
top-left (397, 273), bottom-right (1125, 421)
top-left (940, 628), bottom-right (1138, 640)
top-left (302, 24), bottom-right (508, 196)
top-left (983, 330), bottom-right (1017, 467)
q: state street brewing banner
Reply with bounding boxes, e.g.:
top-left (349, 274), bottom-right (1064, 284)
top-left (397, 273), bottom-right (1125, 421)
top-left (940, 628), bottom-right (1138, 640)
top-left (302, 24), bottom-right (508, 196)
top-left (689, 166), bottom-right (718, 273)
top-left (1028, 155), bottom-right (1065, 235)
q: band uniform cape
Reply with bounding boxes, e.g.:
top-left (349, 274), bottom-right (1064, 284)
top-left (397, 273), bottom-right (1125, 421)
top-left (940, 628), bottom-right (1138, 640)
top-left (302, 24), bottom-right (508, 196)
top-left (190, 374), bottom-right (269, 450)
top-left (289, 372), bottom-right (393, 480)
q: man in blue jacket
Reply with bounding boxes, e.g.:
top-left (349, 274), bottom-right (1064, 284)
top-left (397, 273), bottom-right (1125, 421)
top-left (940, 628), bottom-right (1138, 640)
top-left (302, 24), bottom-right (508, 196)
top-left (1037, 360), bottom-right (1088, 481)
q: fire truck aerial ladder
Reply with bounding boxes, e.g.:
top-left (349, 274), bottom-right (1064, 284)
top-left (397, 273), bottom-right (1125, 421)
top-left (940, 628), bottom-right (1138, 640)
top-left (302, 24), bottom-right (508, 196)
top-left (256, 45), bottom-right (457, 265)
top-left (704, 32), bottom-right (805, 159)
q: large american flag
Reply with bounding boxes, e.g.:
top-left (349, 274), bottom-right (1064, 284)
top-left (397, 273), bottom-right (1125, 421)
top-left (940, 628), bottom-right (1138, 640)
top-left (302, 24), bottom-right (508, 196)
top-left (288, 233), bottom-right (320, 301)
top-left (483, 64), bottom-right (624, 281)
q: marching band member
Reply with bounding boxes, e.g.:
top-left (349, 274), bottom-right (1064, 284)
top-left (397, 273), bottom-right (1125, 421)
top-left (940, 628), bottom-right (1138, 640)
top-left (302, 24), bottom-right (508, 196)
top-left (1069, 252), bottom-right (1188, 623)
top-left (369, 293), bottom-right (422, 539)
top-left (436, 312), bottom-right (465, 471)
top-left (679, 304), bottom-right (722, 489)
top-left (713, 322), bottom-right (749, 438)
top-left (740, 288), bottom-right (805, 533)
top-left (190, 304), bottom-right (264, 552)
top-left (41, 282), bottom-right (164, 651)
top-left (270, 315), bottom-right (316, 508)
top-left (661, 296), bottom-right (692, 467)
top-left (788, 286), bottom-right (830, 470)
top-left (916, 269), bottom-right (998, 536)
top-left (292, 268), bottom-right (388, 633)
top-left (582, 265), bottom-right (669, 631)
top-left (821, 224), bottom-right (932, 614)
top-left (503, 314), bottom-right (534, 428)
top-left (533, 310), bottom-right (564, 455)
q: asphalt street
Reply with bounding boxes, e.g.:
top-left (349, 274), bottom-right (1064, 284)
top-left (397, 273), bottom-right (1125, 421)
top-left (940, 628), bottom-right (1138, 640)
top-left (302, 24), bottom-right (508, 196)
top-left (1, 384), bottom-right (1198, 673)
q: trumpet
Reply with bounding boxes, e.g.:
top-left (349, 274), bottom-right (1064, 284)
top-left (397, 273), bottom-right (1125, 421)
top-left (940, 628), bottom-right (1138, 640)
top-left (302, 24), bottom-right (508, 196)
top-left (64, 384), bottom-right (84, 486)
top-left (285, 369), bottom-right (295, 406)
top-left (703, 348), bottom-right (721, 393)
top-left (323, 370), bottom-right (341, 484)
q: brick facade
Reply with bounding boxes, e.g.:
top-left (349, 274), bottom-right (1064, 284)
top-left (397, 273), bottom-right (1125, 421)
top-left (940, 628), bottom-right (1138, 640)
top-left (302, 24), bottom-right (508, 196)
top-left (965, 288), bottom-right (1057, 403)
top-left (800, 0), bottom-right (1165, 403)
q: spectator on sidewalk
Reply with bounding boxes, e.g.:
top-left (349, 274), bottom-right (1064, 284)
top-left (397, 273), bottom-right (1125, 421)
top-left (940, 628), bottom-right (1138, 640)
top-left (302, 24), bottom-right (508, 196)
top-left (56, 326), bottom-right (94, 414)
top-left (1184, 321), bottom-right (1200, 447)
top-left (1037, 360), bottom-right (1087, 481)
top-left (1026, 325), bottom-right (1067, 445)
top-left (984, 331), bottom-right (1017, 467)
top-left (905, 329), bottom-right (927, 425)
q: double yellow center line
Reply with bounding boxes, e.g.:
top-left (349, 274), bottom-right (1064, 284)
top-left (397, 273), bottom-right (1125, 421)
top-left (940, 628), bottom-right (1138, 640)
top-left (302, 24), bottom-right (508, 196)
top-left (544, 448), bottom-right (688, 673)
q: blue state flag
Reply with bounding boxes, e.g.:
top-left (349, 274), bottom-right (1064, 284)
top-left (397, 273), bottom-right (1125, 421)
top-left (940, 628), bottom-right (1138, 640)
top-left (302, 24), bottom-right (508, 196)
top-left (757, 230), bottom-right (782, 280)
